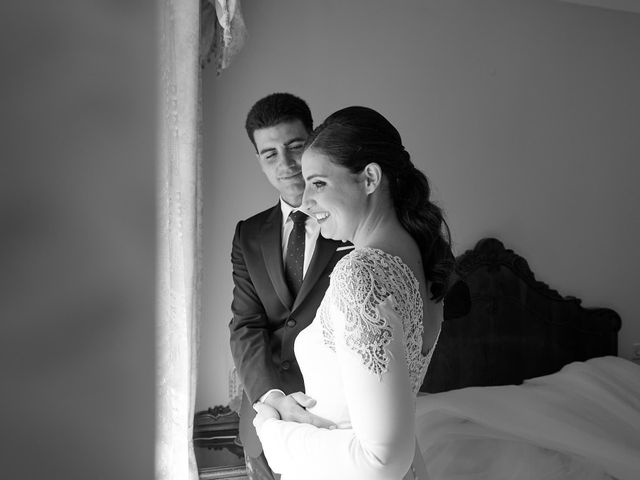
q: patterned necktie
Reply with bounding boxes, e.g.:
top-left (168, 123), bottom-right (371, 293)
top-left (284, 210), bottom-right (307, 298)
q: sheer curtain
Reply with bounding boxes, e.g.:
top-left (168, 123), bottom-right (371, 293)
top-left (157, 1), bottom-right (246, 479)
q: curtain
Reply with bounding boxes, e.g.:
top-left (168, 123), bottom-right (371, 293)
top-left (157, 1), bottom-right (246, 479)
top-left (157, 0), bottom-right (202, 478)
top-left (201, 0), bottom-right (247, 73)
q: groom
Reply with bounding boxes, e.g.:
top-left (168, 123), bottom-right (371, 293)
top-left (229, 93), bottom-right (352, 480)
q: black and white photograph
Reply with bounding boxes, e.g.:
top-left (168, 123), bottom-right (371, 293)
top-left (5, 1), bottom-right (640, 479)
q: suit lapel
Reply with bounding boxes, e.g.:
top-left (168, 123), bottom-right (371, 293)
top-left (260, 205), bottom-right (293, 308)
top-left (292, 236), bottom-right (340, 311)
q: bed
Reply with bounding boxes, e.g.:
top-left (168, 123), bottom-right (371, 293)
top-left (414, 237), bottom-right (639, 480)
top-left (421, 237), bottom-right (621, 393)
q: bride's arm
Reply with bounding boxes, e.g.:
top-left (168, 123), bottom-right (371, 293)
top-left (256, 265), bottom-right (415, 479)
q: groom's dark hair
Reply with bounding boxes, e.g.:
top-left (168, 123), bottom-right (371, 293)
top-left (245, 93), bottom-right (313, 150)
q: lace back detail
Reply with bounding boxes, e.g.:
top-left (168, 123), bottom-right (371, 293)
top-left (319, 248), bottom-right (433, 394)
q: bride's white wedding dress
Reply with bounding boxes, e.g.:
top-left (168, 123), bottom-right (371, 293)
top-left (258, 247), bottom-right (436, 480)
top-left (256, 248), bottom-right (640, 480)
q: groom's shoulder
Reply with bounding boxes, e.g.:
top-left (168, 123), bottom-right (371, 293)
top-left (240, 204), bottom-right (278, 225)
top-left (234, 204), bottom-right (279, 236)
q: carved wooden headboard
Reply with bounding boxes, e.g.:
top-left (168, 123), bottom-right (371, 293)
top-left (421, 238), bottom-right (621, 393)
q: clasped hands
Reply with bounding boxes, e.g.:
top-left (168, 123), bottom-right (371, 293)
top-left (253, 391), bottom-right (336, 431)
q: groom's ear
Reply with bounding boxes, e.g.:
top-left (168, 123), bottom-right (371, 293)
top-left (363, 163), bottom-right (382, 194)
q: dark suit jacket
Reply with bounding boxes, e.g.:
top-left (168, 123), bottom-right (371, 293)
top-left (229, 203), bottom-right (351, 458)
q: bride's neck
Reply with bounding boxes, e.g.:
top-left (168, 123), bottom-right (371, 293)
top-left (352, 204), bottom-right (405, 251)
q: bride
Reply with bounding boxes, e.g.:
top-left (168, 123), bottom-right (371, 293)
top-left (252, 106), bottom-right (640, 480)
top-left (253, 104), bottom-right (451, 480)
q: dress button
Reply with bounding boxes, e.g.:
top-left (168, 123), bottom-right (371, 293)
top-left (286, 319), bottom-right (296, 327)
top-left (281, 361), bottom-right (291, 370)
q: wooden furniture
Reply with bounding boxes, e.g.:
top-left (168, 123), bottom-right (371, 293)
top-left (422, 237), bottom-right (621, 393)
top-left (193, 406), bottom-right (248, 479)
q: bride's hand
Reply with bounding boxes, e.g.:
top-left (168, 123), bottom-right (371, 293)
top-left (252, 402), bottom-right (280, 431)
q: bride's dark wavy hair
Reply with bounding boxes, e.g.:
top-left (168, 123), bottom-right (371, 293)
top-left (305, 106), bottom-right (454, 301)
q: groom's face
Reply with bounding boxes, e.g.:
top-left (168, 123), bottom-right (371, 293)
top-left (253, 119), bottom-right (309, 207)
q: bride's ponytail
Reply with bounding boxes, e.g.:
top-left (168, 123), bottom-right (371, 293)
top-left (390, 152), bottom-right (453, 301)
top-left (305, 106), bottom-right (454, 301)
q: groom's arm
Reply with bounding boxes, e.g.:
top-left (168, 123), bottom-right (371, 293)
top-left (229, 221), bottom-right (281, 404)
top-left (230, 221), bottom-right (334, 428)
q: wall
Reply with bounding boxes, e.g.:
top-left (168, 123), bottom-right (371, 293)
top-left (198, 0), bottom-right (640, 408)
top-left (3, 1), bottom-right (156, 478)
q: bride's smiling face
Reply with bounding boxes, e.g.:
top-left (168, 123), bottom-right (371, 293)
top-left (301, 148), bottom-right (367, 242)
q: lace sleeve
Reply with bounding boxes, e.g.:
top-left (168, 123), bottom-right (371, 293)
top-left (328, 253), bottom-right (396, 376)
top-left (322, 248), bottom-right (431, 394)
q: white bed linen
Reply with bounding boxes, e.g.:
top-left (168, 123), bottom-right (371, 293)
top-left (416, 356), bottom-right (640, 480)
